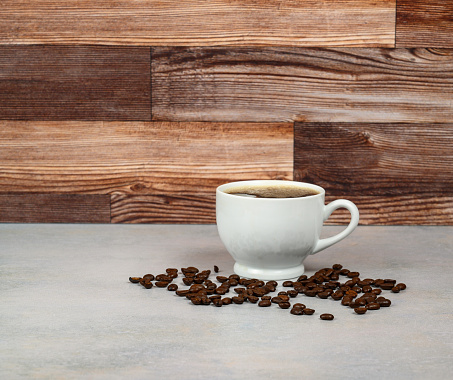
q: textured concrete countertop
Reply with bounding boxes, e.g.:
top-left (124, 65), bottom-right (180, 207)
top-left (1, 224), bottom-right (452, 379)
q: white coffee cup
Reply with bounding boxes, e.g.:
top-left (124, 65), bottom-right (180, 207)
top-left (216, 180), bottom-right (359, 280)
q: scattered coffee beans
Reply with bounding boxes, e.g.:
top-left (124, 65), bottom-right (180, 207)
top-left (129, 263), bottom-right (406, 319)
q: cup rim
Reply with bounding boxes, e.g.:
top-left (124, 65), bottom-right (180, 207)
top-left (216, 180), bottom-right (325, 200)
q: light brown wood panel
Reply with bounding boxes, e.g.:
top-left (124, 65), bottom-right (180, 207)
top-left (0, 45), bottom-right (151, 120)
top-left (294, 123), bottom-right (453, 225)
top-left (0, 121), bottom-right (293, 195)
top-left (152, 47), bottom-right (453, 123)
top-left (397, 0), bottom-right (453, 47)
top-left (0, 0), bottom-right (395, 47)
top-left (0, 194), bottom-right (110, 223)
top-left (324, 195), bottom-right (453, 225)
top-left (111, 194), bottom-right (215, 224)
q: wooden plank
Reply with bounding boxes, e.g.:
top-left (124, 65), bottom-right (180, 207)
top-left (294, 122), bottom-right (453, 225)
top-left (110, 194), bottom-right (215, 224)
top-left (324, 195), bottom-right (453, 225)
top-left (0, 46), bottom-right (151, 120)
top-left (397, 0), bottom-right (453, 47)
top-left (0, 194), bottom-right (110, 223)
top-left (0, 119), bottom-right (292, 193)
top-left (0, 0), bottom-right (395, 47)
top-left (152, 47), bottom-right (453, 123)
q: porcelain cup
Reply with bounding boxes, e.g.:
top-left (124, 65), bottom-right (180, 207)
top-left (216, 180), bottom-right (359, 280)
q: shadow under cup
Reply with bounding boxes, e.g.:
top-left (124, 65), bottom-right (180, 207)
top-left (216, 180), bottom-right (359, 281)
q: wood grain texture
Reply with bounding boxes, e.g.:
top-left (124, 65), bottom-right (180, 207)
top-left (0, 0), bottom-right (395, 47)
top-left (0, 121), bottom-right (292, 218)
top-left (152, 47), bottom-right (453, 123)
top-left (0, 46), bottom-right (151, 120)
top-left (323, 195), bottom-right (453, 225)
top-left (111, 194), bottom-right (216, 224)
top-left (294, 123), bottom-right (453, 225)
top-left (397, 0), bottom-right (453, 47)
top-left (0, 194), bottom-right (110, 223)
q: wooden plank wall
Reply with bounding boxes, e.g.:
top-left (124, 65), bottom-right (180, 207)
top-left (0, 0), bottom-right (452, 225)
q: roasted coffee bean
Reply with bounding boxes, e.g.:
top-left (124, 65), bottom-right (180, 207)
top-left (380, 283), bottom-right (395, 290)
top-left (216, 276), bottom-right (228, 283)
top-left (377, 298), bottom-right (391, 307)
top-left (166, 268), bottom-right (178, 274)
top-left (371, 288), bottom-right (382, 295)
top-left (384, 279), bottom-right (396, 285)
top-left (287, 290), bottom-right (298, 298)
top-left (303, 308), bottom-right (315, 315)
top-left (282, 281), bottom-right (294, 287)
top-left (349, 301), bottom-right (362, 309)
top-left (176, 289), bottom-right (190, 297)
top-left (142, 281), bottom-right (153, 289)
top-left (222, 297), bottom-right (232, 305)
top-left (229, 274), bottom-right (240, 281)
top-left (304, 289), bottom-right (317, 297)
top-left (341, 297), bottom-right (353, 306)
top-left (183, 277), bottom-right (194, 286)
top-left (155, 281), bottom-right (169, 288)
top-left (352, 286), bottom-right (362, 293)
top-left (142, 274), bottom-right (154, 281)
top-left (344, 280), bottom-right (355, 287)
top-left (212, 298), bottom-right (223, 307)
top-left (264, 284), bottom-right (276, 293)
top-left (214, 265), bottom-right (219, 273)
top-left (366, 302), bottom-right (381, 310)
top-left (320, 313), bottom-right (334, 320)
top-left (215, 288), bottom-right (227, 295)
top-left (253, 288), bottom-right (268, 297)
top-left (279, 302), bottom-right (291, 309)
top-left (396, 283), bottom-right (407, 290)
top-left (234, 287), bottom-right (246, 294)
top-left (247, 295), bottom-right (259, 303)
top-left (228, 279), bottom-right (239, 286)
top-left (210, 295), bottom-right (221, 300)
top-left (190, 284), bottom-right (205, 292)
top-left (354, 307), bottom-right (367, 314)
top-left (279, 295), bottom-right (290, 302)
top-left (258, 299), bottom-right (272, 307)
top-left (129, 277), bottom-right (141, 283)
top-left (191, 296), bottom-right (202, 305)
top-left (271, 296), bottom-right (283, 304)
top-left (155, 274), bottom-right (172, 282)
top-left (297, 275), bottom-right (308, 281)
top-left (182, 267), bottom-right (199, 274)
top-left (355, 298), bottom-right (367, 306)
top-left (362, 285), bottom-right (373, 293)
top-left (345, 290), bottom-right (358, 297)
top-left (206, 283), bottom-right (217, 291)
top-left (347, 271), bottom-right (360, 278)
top-left (192, 277), bottom-right (205, 284)
top-left (339, 269), bottom-right (350, 276)
top-left (201, 297), bottom-right (211, 305)
top-left (261, 295), bottom-right (271, 301)
top-left (167, 284), bottom-right (178, 291)
top-left (266, 281), bottom-right (278, 287)
top-left (331, 292), bottom-right (343, 301)
top-left (293, 303), bottom-right (306, 309)
top-left (291, 307), bottom-right (304, 315)
top-left (232, 296), bottom-right (245, 304)
top-left (278, 291), bottom-right (288, 296)
top-left (332, 264), bottom-right (343, 270)
top-left (391, 286), bottom-right (400, 293)
top-left (317, 291), bottom-right (330, 299)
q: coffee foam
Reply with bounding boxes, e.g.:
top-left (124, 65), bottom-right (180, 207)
top-left (224, 184), bottom-right (319, 198)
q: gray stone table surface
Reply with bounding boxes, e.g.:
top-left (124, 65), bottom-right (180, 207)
top-left (1, 224), bottom-right (452, 380)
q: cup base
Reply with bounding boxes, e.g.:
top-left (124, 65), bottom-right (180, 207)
top-left (233, 262), bottom-right (305, 281)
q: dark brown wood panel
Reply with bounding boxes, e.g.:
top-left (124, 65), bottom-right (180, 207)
top-left (294, 123), bottom-right (453, 225)
top-left (324, 195), bottom-right (453, 225)
top-left (111, 194), bottom-right (215, 224)
top-left (0, 194), bottom-right (110, 223)
top-left (0, 46), bottom-right (151, 120)
top-left (152, 47), bottom-right (453, 123)
top-left (0, 120), bottom-right (292, 192)
top-left (397, 0), bottom-right (453, 47)
top-left (0, 0), bottom-right (395, 47)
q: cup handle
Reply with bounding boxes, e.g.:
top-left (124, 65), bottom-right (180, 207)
top-left (311, 199), bottom-right (359, 255)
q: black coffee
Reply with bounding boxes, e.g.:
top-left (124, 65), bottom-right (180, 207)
top-left (224, 184), bottom-right (319, 198)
